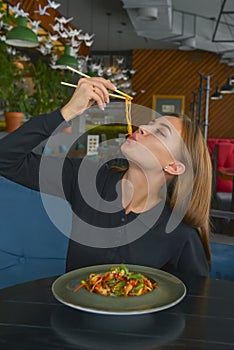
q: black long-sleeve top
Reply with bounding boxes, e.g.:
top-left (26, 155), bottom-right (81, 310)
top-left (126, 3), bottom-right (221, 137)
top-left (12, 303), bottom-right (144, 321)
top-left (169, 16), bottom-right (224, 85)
top-left (0, 109), bottom-right (209, 276)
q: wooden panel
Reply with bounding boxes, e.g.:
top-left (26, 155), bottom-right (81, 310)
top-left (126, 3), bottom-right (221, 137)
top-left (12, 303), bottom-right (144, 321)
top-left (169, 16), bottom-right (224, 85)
top-left (132, 49), bottom-right (234, 138)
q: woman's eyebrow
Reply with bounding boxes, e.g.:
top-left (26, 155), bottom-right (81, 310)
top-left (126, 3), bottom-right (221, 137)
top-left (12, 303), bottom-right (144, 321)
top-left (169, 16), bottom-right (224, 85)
top-left (158, 122), bottom-right (172, 134)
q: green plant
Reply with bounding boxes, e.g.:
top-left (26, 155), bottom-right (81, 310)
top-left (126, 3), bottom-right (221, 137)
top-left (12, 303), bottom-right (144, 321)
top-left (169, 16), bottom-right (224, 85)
top-left (29, 60), bottom-right (73, 115)
top-left (0, 1), bottom-right (31, 114)
top-left (0, 41), bottom-right (31, 114)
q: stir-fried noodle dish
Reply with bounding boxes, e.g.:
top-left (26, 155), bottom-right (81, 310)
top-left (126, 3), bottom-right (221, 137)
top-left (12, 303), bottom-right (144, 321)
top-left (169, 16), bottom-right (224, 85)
top-left (73, 264), bottom-right (158, 297)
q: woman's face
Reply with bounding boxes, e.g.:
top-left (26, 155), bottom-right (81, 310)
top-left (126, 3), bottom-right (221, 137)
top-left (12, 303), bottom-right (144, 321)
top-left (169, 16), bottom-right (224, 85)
top-left (121, 116), bottom-right (184, 171)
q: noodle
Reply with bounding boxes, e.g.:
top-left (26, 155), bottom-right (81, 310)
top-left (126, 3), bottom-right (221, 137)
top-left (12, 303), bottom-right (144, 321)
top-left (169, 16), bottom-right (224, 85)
top-left (73, 264), bottom-right (158, 297)
top-left (125, 97), bottom-right (132, 136)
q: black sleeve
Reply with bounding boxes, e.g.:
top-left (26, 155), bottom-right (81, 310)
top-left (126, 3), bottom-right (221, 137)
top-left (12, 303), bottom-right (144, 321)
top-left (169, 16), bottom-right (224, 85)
top-left (0, 109), bottom-right (77, 203)
top-left (177, 232), bottom-right (209, 277)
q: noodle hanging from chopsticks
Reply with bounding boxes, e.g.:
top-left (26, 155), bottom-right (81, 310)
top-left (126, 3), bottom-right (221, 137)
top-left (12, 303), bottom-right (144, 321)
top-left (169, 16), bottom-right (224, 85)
top-left (125, 97), bottom-right (132, 136)
top-left (61, 66), bottom-right (134, 136)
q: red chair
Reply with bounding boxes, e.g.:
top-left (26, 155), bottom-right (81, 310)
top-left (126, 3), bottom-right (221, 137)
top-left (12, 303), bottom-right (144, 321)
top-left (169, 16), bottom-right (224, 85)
top-left (207, 138), bottom-right (234, 160)
top-left (216, 143), bottom-right (234, 193)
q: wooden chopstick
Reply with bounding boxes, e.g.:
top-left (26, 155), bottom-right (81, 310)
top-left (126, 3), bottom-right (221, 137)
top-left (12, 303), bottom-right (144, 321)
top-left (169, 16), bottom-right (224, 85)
top-left (65, 65), bottom-right (133, 100)
top-left (61, 81), bottom-right (126, 100)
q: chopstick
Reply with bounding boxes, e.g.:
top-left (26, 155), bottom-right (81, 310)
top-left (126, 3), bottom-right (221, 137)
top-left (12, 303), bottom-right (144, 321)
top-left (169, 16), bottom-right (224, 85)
top-left (65, 65), bottom-right (133, 100)
top-left (61, 81), bottom-right (126, 100)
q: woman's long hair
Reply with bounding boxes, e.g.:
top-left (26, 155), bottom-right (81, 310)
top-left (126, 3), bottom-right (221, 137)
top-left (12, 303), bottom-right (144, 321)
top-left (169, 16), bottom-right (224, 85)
top-left (168, 114), bottom-right (212, 266)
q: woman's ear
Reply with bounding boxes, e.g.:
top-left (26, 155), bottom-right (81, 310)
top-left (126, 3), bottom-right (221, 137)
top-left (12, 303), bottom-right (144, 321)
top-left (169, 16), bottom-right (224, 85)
top-left (164, 161), bottom-right (186, 176)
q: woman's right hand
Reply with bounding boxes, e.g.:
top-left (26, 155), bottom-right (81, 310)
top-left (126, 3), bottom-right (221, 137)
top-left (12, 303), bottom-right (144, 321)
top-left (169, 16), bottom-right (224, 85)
top-left (61, 77), bottom-right (116, 121)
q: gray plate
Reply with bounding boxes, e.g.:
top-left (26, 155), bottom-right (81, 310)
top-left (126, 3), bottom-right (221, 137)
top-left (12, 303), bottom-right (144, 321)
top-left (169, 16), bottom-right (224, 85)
top-left (51, 264), bottom-right (186, 315)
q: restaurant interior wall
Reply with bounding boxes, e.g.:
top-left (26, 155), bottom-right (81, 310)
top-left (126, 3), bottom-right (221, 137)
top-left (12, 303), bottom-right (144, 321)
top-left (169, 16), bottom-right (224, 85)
top-left (132, 49), bottom-right (234, 139)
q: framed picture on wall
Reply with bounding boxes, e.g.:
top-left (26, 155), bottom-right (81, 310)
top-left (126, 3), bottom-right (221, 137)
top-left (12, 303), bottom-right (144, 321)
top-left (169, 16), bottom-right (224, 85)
top-left (152, 95), bottom-right (185, 116)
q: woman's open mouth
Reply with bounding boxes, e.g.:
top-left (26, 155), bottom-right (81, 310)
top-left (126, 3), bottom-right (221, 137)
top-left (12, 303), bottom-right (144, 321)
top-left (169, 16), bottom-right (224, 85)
top-left (127, 133), bottom-right (137, 141)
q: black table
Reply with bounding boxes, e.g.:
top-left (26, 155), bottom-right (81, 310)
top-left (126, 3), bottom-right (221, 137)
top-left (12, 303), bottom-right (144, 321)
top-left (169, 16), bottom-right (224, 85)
top-left (0, 275), bottom-right (234, 350)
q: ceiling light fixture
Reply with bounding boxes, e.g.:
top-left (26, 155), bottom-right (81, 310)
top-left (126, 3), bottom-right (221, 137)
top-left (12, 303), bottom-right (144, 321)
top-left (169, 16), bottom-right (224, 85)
top-left (5, 16), bottom-right (39, 48)
top-left (211, 86), bottom-right (223, 100)
top-left (56, 45), bottom-right (77, 68)
top-left (136, 7), bottom-right (158, 21)
top-left (220, 78), bottom-right (234, 94)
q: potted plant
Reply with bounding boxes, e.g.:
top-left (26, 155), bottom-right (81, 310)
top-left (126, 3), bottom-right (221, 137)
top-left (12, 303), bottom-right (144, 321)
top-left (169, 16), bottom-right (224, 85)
top-left (0, 45), bottom-right (73, 132)
top-left (0, 41), bottom-right (32, 132)
top-left (0, 1), bottom-right (30, 131)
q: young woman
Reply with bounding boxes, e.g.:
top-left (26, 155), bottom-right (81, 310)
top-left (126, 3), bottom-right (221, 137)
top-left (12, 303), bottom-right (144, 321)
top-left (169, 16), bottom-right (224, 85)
top-left (0, 77), bottom-right (212, 276)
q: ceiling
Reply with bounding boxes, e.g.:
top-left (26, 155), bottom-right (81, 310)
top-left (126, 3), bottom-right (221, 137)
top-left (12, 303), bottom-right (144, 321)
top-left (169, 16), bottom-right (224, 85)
top-left (58, 0), bottom-right (234, 63)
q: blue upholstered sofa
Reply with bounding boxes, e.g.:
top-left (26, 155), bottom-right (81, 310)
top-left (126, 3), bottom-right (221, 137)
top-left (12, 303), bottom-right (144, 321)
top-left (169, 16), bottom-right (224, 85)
top-left (0, 176), bottom-right (233, 289)
top-left (0, 176), bottom-right (70, 289)
top-left (210, 241), bottom-right (234, 280)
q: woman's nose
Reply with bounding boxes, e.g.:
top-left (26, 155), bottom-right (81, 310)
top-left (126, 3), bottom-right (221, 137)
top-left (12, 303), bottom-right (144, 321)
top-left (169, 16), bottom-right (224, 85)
top-left (138, 125), bottom-right (150, 135)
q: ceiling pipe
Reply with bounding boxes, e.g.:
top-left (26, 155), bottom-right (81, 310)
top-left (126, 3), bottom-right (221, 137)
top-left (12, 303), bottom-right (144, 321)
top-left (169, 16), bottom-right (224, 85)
top-left (178, 37), bottom-right (196, 51)
top-left (122, 0), bottom-right (234, 57)
top-left (136, 7), bottom-right (158, 21)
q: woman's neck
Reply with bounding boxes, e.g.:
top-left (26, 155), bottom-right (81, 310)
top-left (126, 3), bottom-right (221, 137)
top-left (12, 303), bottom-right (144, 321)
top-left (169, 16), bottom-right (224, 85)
top-left (122, 165), bottom-right (164, 214)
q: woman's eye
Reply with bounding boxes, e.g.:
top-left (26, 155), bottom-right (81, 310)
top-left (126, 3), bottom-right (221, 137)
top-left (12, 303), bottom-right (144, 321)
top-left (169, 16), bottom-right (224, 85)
top-left (155, 128), bottom-right (165, 137)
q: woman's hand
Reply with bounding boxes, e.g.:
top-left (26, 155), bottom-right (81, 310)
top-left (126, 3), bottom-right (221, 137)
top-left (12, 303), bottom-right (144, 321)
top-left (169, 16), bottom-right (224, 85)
top-left (61, 77), bottom-right (116, 121)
